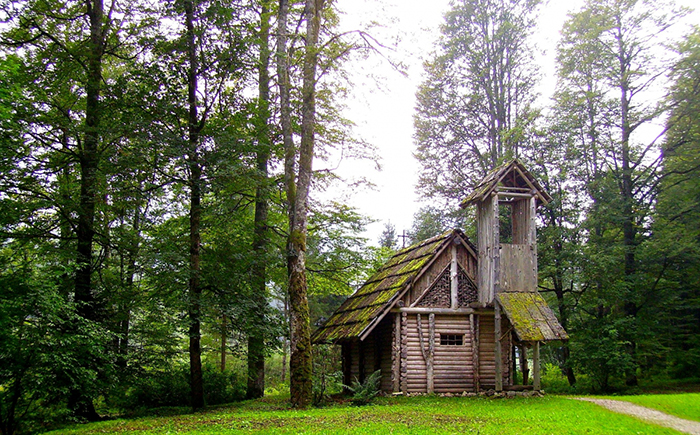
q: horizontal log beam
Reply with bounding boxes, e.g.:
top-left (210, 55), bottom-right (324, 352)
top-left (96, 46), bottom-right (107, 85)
top-left (393, 307), bottom-right (477, 315)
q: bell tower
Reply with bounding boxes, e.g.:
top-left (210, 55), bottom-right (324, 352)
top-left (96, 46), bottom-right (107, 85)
top-left (461, 159), bottom-right (552, 305)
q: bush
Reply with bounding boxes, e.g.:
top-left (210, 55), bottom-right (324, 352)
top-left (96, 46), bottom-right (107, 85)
top-left (346, 370), bottom-right (381, 406)
top-left (115, 363), bottom-right (246, 411)
top-left (312, 344), bottom-right (343, 406)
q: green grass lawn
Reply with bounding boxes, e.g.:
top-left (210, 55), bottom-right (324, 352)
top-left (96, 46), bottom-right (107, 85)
top-left (606, 393), bottom-right (700, 423)
top-left (49, 395), bottom-right (683, 434)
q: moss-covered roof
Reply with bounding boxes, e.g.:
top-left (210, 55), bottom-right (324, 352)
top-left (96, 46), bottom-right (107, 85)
top-left (497, 292), bottom-right (568, 342)
top-left (312, 230), bottom-right (464, 344)
top-left (460, 159), bottom-right (553, 207)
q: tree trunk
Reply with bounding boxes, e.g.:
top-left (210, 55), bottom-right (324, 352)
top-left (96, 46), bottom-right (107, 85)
top-left (617, 24), bottom-right (638, 388)
top-left (184, 0), bottom-right (204, 410)
top-left (69, 0), bottom-right (104, 421)
top-left (286, 0), bottom-right (325, 409)
top-left (246, 1), bottom-right (272, 400)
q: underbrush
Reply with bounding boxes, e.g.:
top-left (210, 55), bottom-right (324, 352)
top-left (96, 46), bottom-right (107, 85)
top-left (109, 363), bottom-right (246, 414)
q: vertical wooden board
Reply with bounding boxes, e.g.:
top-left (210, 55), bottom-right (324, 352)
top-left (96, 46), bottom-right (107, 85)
top-left (495, 303), bottom-right (502, 391)
top-left (500, 244), bottom-right (537, 292)
top-left (392, 313), bottom-right (400, 392)
top-left (491, 195), bottom-right (500, 299)
top-left (530, 196), bottom-right (538, 284)
top-left (450, 246), bottom-right (458, 309)
top-left (477, 196), bottom-right (498, 305)
top-left (533, 341), bottom-right (541, 391)
top-left (457, 244), bottom-right (477, 279)
top-left (501, 316), bottom-right (512, 385)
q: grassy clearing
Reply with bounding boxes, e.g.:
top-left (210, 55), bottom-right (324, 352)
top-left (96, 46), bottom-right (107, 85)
top-left (605, 393), bottom-right (700, 423)
top-left (50, 395), bottom-right (681, 434)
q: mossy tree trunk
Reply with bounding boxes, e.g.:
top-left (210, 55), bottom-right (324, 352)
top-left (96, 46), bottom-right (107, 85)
top-left (281, 0), bottom-right (326, 409)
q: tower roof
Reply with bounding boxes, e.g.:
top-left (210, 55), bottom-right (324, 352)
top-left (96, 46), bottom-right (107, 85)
top-left (460, 159), bottom-right (553, 207)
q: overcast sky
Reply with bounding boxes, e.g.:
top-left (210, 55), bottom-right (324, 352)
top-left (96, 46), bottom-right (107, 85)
top-left (327, 0), bottom-right (698, 245)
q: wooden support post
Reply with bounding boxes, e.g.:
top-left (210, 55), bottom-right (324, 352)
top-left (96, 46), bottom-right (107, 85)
top-left (417, 313), bottom-right (435, 394)
top-left (392, 313), bottom-right (400, 392)
top-left (512, 341), bottom-right (517, 384)
top-left (400, 312), bottom-right (407, 394)
top-left (533, 341), bottom-right (541, 391)
top-left (519, 344), bottom-right (529, 386)
top-left (451, 245), bottom-right (458, 308)
top-left (342, 342), bottom-right (351, 394)
top-left (495, 305), bottom-right (503, 392)
top-left (474, 314), bottom-right (480, 392)
top-left (358, 339), bottom-right (365, 384)
top-left (428, 313), bottom-right (435, 393)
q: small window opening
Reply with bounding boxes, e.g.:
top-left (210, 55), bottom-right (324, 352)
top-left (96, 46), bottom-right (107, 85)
top-left (499, 203), bottom-right (513, 244)
top-left (440, 334), bottom-right (464, 346)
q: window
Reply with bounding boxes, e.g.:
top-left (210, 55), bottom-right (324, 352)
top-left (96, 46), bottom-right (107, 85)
top-left (440, 334), bottom-right (464, 346)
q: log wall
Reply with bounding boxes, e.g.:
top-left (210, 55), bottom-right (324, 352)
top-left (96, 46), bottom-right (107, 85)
top-left (405, 314), bottom-right (475, 393)
top-left (478, 313), bottom-right (511, 388)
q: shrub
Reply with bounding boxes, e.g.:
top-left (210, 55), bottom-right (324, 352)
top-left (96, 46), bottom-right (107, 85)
top-left (346, 370), bottom-right (381, 406)
top-left (115, 363), bottom-right (246, 411)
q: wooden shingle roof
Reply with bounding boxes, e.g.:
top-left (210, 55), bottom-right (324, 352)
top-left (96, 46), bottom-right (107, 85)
top-left (497, 292), bottom-right (569, 342)
top-left (460, 159), bottom-right (553, 207)
top-left (312, 230), bottom-right (466, 344)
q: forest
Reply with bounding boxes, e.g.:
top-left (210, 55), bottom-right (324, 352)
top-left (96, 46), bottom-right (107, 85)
top-left (0, 0), bottom-right (699, 434)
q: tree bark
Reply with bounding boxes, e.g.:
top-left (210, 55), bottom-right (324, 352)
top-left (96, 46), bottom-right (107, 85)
top-left (247, 1), bottom-right (272, 400)
top-left (184, 0), bottom-right (204, 410)
top-left (68, 0), bottom-right (104, 421)
top-left (616, 21), bottom-right (639, 388)
top-left (286, 0), bottom-right (324, 409)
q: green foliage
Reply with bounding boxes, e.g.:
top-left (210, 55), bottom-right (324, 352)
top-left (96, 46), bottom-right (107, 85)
top-left (346, 370), bottom-right (381, 406)
top-left (311, 345), bottom-right (343, 407)
top-left (378, 221), bottom-right (398, 249)
top-left (414, 0), bottom-right (541, 203)
top-left (0, 244), bottom-right (116, 434)
top-left (112, 363), bottom-right (246, 411)
top-left (408, 206), bottom-right (450, 244)
top-left (570, 317), bottom-right (636, 392)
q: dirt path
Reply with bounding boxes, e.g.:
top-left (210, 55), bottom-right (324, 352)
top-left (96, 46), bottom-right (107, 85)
top-left (575, 397), bottom-right (700, 435)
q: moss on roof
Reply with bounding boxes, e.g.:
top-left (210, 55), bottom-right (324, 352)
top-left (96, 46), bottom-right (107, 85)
top-left (311, 230), bottom-right (460, 344)
top-left (497, 292), bottom-right (568, 342)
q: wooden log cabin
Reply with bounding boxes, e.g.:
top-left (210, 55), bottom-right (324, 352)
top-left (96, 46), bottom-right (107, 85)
top-left (311, 160), bottom-right (568, 394)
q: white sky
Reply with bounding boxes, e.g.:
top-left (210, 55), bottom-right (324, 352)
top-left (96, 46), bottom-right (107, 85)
top-left (327, 0), bottom-right (698, 245)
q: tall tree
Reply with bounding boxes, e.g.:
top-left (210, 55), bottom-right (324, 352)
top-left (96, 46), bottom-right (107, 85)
top-left (286, 0), bottom-right (326, 408)
top-left (0, 0), bottom-right (137, 419)
top-left (654, 28), bottom-right (700, 376)
top-left (414, 0), bottom-right (541, 204)
top-left (555, 0), bottom-right (687, 387)
top-left (247, 0), bottom-right (273, 399)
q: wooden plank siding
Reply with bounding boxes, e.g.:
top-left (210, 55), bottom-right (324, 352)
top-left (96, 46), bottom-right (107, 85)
top-left (500, 244), bottom-right (537, 293)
